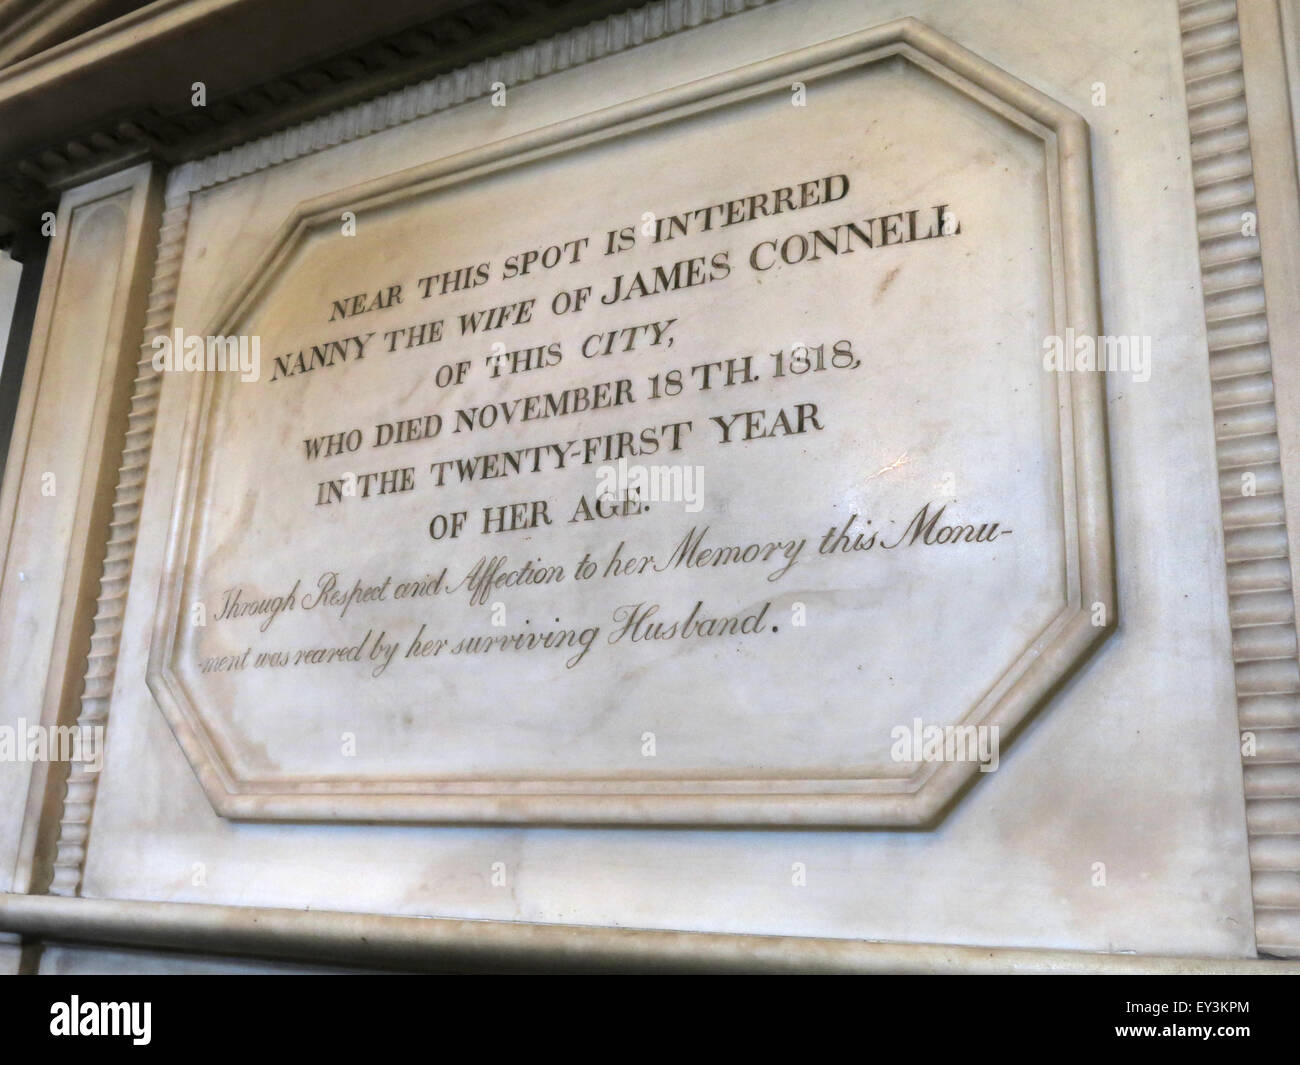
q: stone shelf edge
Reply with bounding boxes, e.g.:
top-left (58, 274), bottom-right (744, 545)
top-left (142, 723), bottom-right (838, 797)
top-left (2, 893), bottom-right (1298, 973)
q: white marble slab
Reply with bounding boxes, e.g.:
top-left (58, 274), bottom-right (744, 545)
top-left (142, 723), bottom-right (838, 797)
top-left (69, 0), bottom-right (1255, 957)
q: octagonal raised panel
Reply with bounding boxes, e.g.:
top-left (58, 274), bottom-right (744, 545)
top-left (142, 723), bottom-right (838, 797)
top-left (147, 19), bottom-right (1113, 826)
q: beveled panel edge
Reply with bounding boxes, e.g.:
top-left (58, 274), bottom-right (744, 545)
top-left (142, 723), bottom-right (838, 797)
top-left (145, 18), bottom-right (1114, 826)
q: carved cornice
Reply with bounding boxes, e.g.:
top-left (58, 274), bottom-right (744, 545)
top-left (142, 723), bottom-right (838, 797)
top-left (0, 0), bottom-right (150, 68)
top-left (182, 0), bottom-right (776, 195)
top-left (0, 0), bottom-right (655, 236)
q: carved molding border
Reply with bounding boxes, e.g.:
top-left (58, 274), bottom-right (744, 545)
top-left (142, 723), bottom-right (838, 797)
top-left (1179, 0), bottom-right (1300, 956)
top-left (46, 169), bottom-right (191, 897)
top-left (145, 18), bottom-right (1112, 827)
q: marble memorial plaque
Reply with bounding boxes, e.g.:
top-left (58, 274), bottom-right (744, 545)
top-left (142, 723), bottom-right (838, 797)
top-left (147, 25), bottom-right (1112, 825)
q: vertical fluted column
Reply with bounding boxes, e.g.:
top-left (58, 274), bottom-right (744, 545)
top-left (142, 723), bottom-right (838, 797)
top-left (1181, 0), bottom-right (1300, 956)
top-left (48, 168), bottom-right (192, 897)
